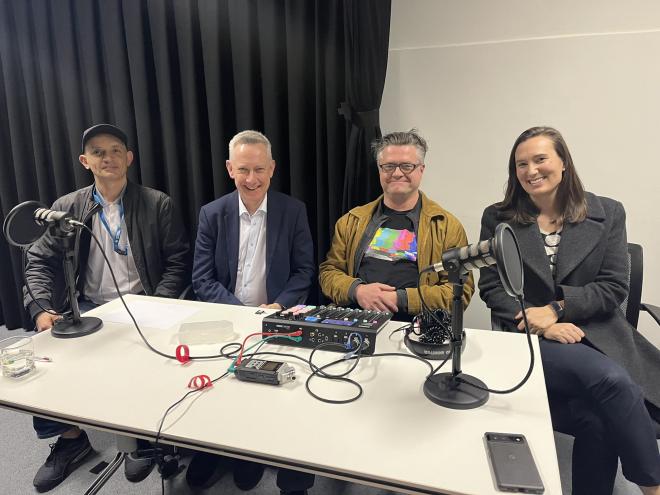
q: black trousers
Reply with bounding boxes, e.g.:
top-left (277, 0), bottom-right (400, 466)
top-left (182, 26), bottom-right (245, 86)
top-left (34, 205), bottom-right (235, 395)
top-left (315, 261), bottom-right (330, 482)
top-left (540, 339), bottom-right (660, 494)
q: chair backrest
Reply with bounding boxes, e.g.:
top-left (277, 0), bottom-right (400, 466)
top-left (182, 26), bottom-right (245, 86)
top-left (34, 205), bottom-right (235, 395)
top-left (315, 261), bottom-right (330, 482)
top-left (625, 243), bottom-right (643, 329)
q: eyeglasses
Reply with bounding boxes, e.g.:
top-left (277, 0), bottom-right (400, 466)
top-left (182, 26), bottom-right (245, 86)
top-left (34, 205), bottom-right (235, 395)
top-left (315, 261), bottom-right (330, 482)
top-left (377, 162), bottom-right (422, 174)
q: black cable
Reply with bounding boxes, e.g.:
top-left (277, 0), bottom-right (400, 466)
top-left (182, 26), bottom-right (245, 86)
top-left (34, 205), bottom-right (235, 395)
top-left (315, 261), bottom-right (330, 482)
top-left (416, 270), bottom-right (448, 328)
top-left (248, 345), bottom-right (437, 404)
top-left (21, 246), bottom-right (68, 319)
top-left (429, 350), bottom-right (452, 375)
top-left (153, 371), bottom-right (230, 495)
top-left (416, 267), bottom-right (535, 395)
top-left (368, 351), bottom-right (436, 377)
top-left (77, 222), bottom-right (229, 361)
top-left (154, 371), bottom-right (231, 445)
top-left (388, 324), bottom-right (410, 339)
top-left (453, 296), bottom-right (535, 394)
top-left (307, 341), bottom-right (363, 378)
top-left (305, 372), bottom-right (363, 404)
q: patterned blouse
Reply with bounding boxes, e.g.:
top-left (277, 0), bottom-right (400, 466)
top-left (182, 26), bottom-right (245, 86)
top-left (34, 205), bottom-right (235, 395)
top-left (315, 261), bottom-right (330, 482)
top-left (540, 226), bottom-right (562, 277)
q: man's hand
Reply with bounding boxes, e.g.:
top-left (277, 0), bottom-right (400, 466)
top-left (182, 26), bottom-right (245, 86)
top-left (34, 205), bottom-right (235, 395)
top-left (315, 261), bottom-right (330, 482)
top-left (355, 283), bottom-right (398, 313)
top-left (541, 323), bottom-right (584, 344)
top-left (35, 312), bottom-right (61, 332)
top-left (516, 305), bottom-right (558, 332)
top-left (259, 303), bottom-right (283, 310)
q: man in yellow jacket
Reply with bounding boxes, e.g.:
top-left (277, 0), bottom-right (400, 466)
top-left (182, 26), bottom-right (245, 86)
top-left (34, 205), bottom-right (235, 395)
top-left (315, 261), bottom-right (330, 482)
top-left (320, 130), bottom-right (473, 320)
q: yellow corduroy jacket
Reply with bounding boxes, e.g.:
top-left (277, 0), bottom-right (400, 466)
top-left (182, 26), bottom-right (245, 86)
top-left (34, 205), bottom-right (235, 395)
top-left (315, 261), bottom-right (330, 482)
top-left (319, 192), bottom-right (474, 315)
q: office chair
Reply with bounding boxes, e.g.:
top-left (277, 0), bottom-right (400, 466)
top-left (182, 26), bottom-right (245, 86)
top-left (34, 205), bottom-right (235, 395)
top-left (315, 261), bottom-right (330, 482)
top-left (624, 243), bottom-right (660, 329)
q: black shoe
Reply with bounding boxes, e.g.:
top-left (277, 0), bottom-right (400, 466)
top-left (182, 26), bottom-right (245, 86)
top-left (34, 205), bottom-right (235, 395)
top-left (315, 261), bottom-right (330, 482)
top-left (33, 431), bottom-right (93, 492)
top-left (280, 491), bottom-right (308, 495)
top-left (233, 460), bottom-right (265, 490)
top-left (186, 452), bottom-right (231, 488)
top-left (124, 450), bottom-right (156, 482)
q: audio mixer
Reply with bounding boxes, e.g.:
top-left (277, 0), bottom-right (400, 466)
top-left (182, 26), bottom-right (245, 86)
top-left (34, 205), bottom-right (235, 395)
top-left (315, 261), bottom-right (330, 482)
top-left (262, 305), bottom-right (393, 355)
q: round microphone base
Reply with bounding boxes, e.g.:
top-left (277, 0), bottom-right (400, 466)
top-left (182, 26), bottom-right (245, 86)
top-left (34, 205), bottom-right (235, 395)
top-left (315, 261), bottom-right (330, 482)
top-left (52, 316), bottom-right (103, 339)
top-left (423, 372), bottom-right (489, 409)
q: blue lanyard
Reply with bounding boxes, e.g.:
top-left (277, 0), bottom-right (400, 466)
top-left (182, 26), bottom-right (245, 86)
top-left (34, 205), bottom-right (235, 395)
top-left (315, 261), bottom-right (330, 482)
top-left (92, 188), bottom-right (128, 256)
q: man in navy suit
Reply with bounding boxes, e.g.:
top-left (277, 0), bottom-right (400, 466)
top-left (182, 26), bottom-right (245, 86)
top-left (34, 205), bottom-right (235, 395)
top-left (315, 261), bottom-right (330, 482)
top-left (192, 130), bottom-right (314, 310)
top-left (190, 130), bottom-right (315, 495)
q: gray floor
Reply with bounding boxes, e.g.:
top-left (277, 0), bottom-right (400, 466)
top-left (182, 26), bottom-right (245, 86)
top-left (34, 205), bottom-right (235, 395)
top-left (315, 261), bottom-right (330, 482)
top-left (0, 325), bottom-right (651, 494)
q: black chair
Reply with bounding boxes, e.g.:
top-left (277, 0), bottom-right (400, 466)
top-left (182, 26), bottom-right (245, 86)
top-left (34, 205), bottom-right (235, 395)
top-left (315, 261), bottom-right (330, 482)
top-left (624, 243), bottom-right (660, 329)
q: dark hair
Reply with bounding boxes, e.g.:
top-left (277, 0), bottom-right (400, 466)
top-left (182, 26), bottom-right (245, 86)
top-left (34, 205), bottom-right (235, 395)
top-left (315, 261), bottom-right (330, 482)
top-left (498, 126), bottom-right (587, 224)
top-left (371, 129), bottom-right (428, 163)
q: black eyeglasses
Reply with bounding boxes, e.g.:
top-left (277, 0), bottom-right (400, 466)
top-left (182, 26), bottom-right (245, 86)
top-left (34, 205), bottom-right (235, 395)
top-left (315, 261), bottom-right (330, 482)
top-left (378, 162), bottom-right (422, 174)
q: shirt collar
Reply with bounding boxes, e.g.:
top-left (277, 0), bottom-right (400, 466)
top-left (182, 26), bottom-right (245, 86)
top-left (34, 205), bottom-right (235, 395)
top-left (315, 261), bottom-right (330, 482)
top-left (238, 193), bottom-right (268, 217)
top-left (93, 184), bottom-right (126, 207)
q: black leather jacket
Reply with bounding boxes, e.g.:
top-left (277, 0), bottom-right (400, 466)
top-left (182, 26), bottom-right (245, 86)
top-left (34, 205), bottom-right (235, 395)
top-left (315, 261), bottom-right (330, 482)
top-left (23, 181), bottom-right (191, 321)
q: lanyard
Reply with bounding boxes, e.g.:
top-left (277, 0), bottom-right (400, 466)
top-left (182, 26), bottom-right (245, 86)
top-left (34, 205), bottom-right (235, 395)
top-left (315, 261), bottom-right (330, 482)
top-left (92, 188), bottom-right (127, 256)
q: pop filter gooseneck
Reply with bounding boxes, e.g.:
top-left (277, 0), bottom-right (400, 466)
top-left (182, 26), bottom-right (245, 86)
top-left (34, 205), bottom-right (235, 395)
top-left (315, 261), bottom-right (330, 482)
top-left (421, 223), bottom-right (524, 409)
top-left (2, 201), bottom-right (102, 339)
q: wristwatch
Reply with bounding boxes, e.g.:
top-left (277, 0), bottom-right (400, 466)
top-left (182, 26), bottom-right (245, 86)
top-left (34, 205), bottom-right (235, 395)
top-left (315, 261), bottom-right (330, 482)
top-left (549, 301), bottom-right (564, 321)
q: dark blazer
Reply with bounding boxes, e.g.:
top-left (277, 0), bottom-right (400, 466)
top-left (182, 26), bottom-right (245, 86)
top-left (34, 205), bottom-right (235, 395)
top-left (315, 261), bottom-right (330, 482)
top-left (192, 190), bottom-right (315, 308)
top-left (479, 192), bottom-right (660, 410)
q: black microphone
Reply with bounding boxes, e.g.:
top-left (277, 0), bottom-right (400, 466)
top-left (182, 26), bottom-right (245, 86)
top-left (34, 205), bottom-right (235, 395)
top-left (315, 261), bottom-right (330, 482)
top-left (423, 239), bottom-right (496, 274)
top-left (34, 208), bottom-right (76, 234)
top-left (422, 223), bottom-right (523, 299)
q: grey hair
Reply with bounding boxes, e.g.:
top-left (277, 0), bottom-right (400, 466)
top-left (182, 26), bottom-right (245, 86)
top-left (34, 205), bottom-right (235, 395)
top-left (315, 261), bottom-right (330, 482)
top-left (371, 129), bottom-right (428, 163)
top-left (228, 130), bottom-right (272, 159)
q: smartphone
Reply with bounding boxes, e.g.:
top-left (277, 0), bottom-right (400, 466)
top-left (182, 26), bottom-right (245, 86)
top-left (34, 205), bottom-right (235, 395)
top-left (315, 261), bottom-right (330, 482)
top-left (484, 432), bottom-right (544, 494)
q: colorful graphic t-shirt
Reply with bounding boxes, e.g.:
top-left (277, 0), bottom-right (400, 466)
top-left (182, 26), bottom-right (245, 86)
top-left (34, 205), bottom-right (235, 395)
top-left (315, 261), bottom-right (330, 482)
top-left (364, 226), bottom-right (417, 262)
top-left (357, 206), bottom-right (419, 290)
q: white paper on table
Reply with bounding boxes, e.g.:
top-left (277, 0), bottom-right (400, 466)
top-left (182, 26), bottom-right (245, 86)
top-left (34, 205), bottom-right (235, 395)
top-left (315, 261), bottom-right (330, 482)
top-left (101, 300), bottom-right (201, 330)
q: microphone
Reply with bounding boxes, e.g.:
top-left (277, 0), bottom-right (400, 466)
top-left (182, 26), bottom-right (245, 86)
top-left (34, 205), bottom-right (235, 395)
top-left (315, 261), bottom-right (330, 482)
top-left (34, 208), bottom-right (76, 234)
top-left (423, 239), bottom-right (496, 274)
top-left (3, 201), bottom-right (80, 247)
top-left (420, 223), bottom-right (525, 411)
top-left (422, 223), bottom-right (523, 299)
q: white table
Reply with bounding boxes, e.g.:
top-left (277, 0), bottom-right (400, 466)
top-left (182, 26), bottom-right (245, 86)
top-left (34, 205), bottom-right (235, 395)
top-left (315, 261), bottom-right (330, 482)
top-left (0, 295), bottom-right (562, 494)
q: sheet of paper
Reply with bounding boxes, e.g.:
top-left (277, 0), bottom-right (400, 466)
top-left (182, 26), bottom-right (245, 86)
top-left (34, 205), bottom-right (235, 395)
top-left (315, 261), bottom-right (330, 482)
top-left (101, 299), bottom-right (201, 329)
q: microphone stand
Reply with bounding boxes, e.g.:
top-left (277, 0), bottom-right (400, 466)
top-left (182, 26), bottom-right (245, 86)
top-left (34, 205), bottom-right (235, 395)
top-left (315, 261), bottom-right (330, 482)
top-left (51, 227), bottom-right (102, 338)
top-left (423, 265), bottom-right (489, 409)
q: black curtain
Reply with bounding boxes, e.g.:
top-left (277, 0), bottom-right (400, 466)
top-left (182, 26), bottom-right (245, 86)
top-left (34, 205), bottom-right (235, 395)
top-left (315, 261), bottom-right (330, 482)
top-left (340, 0), bottom-right (391, 212)
top-left (0, 0), bottom-right (391, 329)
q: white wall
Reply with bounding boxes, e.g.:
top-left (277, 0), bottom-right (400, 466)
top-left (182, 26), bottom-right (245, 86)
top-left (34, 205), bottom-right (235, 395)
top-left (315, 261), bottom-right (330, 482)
top-left (381, 0), bottom-right (660, 346)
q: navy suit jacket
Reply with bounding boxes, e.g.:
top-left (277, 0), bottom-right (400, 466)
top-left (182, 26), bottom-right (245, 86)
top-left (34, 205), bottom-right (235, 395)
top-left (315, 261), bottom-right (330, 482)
top-left (192, 190), bottom-right (315, 308)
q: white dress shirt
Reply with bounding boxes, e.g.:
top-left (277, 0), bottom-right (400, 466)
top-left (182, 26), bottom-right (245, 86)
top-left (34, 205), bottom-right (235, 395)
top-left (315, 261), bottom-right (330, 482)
top-left (83, 190), bottom-right (144, 305)
top-left (235, 194), bottom-right (268, 306)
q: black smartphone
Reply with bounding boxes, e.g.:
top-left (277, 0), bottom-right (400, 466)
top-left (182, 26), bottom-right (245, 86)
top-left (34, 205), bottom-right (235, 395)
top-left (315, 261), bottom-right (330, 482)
top-left (484, 432), bottom-right (545, 494)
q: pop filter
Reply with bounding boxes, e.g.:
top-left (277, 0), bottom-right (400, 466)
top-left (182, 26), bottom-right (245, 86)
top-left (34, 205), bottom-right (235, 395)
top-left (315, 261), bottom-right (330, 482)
top-left (492, 223), bottom-right (524, 298)
top-left (3, 201), bottom-right (48, 247)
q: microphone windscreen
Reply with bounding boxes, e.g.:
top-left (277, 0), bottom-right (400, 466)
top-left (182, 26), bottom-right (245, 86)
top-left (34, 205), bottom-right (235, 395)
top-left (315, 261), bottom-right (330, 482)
top-left (3, 200), bottom-right (48, 247)
top-left (493, 223), bottom-right (524, 297)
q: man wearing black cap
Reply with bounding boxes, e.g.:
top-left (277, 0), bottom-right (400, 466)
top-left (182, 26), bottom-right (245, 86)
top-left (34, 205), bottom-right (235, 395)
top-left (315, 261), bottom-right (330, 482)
top-left (23, 124), bottom-right (190, 492)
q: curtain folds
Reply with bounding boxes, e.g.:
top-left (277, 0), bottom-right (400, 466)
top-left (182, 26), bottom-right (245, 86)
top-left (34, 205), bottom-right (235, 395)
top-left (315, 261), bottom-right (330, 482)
top-left (340, 0), bottom-right (392, 212)
top-left (0, 0), bottom-right (391, 329)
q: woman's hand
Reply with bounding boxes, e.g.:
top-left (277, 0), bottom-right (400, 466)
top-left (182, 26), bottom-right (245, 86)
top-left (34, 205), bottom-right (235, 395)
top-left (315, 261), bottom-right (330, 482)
top-left (542, 323), bottom-right (585, 344)
top-left (515, 305), bottom-right (558, 332)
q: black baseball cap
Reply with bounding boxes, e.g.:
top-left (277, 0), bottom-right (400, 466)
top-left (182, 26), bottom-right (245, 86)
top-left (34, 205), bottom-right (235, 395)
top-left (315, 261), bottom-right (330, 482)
top-left (81, 124), bottom-right (128, 152)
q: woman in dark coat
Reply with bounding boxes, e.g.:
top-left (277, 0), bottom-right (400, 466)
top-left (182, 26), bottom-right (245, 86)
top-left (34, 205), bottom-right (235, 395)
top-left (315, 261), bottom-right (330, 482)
top-left (479, 126), bottom-right (660, 495)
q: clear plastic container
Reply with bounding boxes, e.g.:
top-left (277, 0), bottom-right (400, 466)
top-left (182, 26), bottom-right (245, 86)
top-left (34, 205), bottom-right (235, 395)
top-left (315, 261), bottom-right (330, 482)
top-left (177, 320), bottom-right (234, 345)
